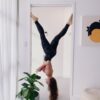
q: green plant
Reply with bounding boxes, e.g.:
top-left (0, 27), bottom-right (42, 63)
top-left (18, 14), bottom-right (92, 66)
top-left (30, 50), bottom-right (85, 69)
top-left (16, 72), bottom-right (43, 100)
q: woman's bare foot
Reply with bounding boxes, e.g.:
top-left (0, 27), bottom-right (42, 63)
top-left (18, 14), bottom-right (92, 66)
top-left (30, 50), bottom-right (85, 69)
top-left (67, 14), bottom-right (73, 25)
top-left (30, 12), bottom-right (38, 22)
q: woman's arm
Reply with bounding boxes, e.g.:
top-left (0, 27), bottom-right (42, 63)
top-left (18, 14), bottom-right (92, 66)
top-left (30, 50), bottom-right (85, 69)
top-left (36, 64), bottom-right (46, 72)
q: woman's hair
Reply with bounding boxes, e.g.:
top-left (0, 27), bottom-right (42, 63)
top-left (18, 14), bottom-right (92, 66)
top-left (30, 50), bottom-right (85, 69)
top-left (48, 77), bottom-right (58, 100)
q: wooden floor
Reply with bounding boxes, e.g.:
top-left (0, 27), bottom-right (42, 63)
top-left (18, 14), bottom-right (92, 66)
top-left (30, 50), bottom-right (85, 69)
top-left (39, 77), bottom-right (70, 100)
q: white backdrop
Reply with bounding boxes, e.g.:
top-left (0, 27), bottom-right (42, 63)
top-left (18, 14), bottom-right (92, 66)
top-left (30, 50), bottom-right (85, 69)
top-left (0, 0), bottom-right (18, 100)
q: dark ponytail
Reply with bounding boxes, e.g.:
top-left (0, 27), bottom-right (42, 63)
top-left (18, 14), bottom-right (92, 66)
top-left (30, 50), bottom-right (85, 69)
top-left (48, 77), bottom-right (58, 100)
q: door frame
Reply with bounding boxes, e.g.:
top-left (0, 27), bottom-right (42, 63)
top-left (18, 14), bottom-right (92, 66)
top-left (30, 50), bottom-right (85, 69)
top-left (17, 0), bottom-right (76, 99)
top-left (30, 2), bottom-right (76, 99)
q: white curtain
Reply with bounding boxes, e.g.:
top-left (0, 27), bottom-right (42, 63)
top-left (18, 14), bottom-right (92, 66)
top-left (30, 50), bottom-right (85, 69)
top-left (0, 0), bottom-right (18, 100)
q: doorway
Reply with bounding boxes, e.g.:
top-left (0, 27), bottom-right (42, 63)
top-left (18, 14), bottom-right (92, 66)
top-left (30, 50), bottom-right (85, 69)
top-left (31, 5), bottom-right (74, 100)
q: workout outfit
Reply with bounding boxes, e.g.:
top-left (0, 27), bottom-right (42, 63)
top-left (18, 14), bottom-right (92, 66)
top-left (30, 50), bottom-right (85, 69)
top-left (35, 21), bottom-right (69, 61)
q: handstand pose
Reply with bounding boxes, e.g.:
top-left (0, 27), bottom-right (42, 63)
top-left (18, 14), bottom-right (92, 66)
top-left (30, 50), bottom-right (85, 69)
top-left (31, 13), bottom-right (73, 100)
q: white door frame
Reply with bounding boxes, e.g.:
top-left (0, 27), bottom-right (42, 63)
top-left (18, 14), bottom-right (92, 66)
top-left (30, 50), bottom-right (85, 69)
top-left (18, 0), bottom-right (75, 99)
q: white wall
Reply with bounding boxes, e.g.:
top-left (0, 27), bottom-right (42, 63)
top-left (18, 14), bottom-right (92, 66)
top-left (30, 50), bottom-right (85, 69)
top-left (18, 0), bottom-right (31, 91)
top-left (73, 0), bottom-right (100, 99)
top-left (18, 0), bottom-right (100, 100)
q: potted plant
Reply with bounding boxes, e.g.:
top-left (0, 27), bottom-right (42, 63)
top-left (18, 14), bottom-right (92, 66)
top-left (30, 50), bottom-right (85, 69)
top-left (16, 72), bottom-right (43, 100)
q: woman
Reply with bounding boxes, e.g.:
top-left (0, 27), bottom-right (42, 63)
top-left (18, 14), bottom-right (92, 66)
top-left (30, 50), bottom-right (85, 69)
top-left (36, 60), bottom-right (58, 100)
top-left (31, 13), bottom-right (73, 100)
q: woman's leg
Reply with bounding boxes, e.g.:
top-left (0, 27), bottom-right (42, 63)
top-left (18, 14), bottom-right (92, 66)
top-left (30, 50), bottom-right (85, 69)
top-left (50, 14), bottom-right (73, 51)
top-left (35, 21), bottom-right (52, 56)
top-left (50, 24), bottom-right (70, 51)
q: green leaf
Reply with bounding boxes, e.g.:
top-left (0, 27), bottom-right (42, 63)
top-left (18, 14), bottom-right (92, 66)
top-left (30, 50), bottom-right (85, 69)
top-left (30, 91), bottom-right (39, 99)
top-left (22, 83), bottom-right (29, 88)
top-left (33, 84), bottom-right (40, 91)
top-left (16, 91), bottom-right (22, 98)
top-left (24, 90), bottom-right (31, 100)
top-left (33, 91), bottom-right (39, 97)
top-left (31, 74), bottom-right (41, 80)
top-left (31, 74), bottom-right (36, 79)
top-left (35, 74), bottom-right (41, 79)
top-left (16, 88), bottom-right (25, 98)
top-left (25, 77), bottom-right (34, 84)
top-left (24, 72), bottom-right (31, 77)
top-left (35, 80), bottom-right (44, 87)
top-left (18, 77), bottom-right (27, 81)
top-left (22, 88), bottom-right (29, 98)
top-left (30, 94), bottom-right (35, 100)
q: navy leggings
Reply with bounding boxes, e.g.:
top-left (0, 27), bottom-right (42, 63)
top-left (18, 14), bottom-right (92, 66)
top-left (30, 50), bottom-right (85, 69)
top-left (35, 21), bottom-right (69, 61)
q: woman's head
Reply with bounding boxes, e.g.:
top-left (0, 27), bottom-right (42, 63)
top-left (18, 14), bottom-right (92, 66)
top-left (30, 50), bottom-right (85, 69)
top-left (48, 77), bottom-right (58, 100)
